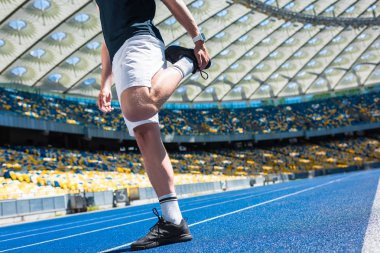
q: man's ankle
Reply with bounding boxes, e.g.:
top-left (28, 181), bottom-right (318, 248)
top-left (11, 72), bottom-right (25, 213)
top-left (172, 57), bottom-right (194, 78)
top-left (159, 192), bottom-right (183, 225)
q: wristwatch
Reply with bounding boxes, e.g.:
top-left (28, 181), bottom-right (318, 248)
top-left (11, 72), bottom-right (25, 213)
top-left (193, 33), bottom-right (206, 44)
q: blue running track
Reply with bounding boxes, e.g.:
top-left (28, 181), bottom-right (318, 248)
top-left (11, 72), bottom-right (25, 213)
top-left (0, 169), bottom-right (379, 253)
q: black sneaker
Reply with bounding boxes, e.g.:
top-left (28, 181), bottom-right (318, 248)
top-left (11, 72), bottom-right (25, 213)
top-left (165, 45), bottom-right (211, 79)
top-left (130, 208), bottom-right (193, 251)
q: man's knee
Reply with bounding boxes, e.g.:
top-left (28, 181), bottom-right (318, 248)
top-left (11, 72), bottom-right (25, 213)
top-left (120, 87), bottom-right (159, 122)
top-left (123, 105), bottom-right (159, 122)
top-left (122, 108), bottom-right (142, 122)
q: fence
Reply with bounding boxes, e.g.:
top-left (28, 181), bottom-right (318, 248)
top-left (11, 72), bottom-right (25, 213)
top-left (138, 177), bottom-right (263, 200)
top-left (0, 195), bottom-right (66, 218)
top-left (1, 112), bottom-right (380, 143)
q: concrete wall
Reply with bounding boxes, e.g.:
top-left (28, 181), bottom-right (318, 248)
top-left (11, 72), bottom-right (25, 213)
top-left (0, 195), bottom-right (67, 225)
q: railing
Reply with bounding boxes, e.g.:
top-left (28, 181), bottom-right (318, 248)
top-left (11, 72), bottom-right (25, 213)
top-left (232, 0), bottom-right (380, 28)
top-left (0, 195), bottom-right (66, 218)
top-left (1, 112), bottom-right (379, 143)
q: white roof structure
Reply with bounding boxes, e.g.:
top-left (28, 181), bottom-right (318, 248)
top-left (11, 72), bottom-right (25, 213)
top-left (0, 0), bottom-right (379, 103)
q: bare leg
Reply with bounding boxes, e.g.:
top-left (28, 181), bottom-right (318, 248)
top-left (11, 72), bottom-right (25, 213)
top-left (150, 67), bottom-right (184, 109)
top-left (134, 123), bottom-right (175, 196)
top-left (120, 67), bottom-right (183, 122)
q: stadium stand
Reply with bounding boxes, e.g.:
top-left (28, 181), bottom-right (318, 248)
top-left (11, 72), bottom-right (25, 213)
top-left (1, 136), bottom-right (379, 200)
top-left (0, 87), bottom-right (379, 135)
top-left (0, 145), bottom-right (247, 199)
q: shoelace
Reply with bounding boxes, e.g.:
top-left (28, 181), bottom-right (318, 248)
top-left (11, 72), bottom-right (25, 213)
top-left (150, 208), bottom-right (164, 242)
top-left (200, 70), bottom-right (209, 80)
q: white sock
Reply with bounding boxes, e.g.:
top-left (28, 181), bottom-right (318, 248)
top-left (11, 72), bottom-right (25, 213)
top-left (172, 57), bottom-right (194, 78)
top-left (158, 193), bottom-right (183, 225)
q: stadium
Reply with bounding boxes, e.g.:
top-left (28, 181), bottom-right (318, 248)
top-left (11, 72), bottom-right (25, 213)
top-left (0, 0), bottom-right (380, 252)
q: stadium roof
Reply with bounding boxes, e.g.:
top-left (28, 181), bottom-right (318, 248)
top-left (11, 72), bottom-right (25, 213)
top-left (0, 0), bottom-right (379, 103)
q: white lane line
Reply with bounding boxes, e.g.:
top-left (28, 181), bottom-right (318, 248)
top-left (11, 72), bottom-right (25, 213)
top-left (98, 177), bottom-right (345, 253)
top-left (181, 186), bottom-right (294, 213)
top-left (189, 178), bottom-right (341, 227)
top-left (0, 212), bottom-right (132, 238)
top-left (98, 242), bottom-right (133, 253)
top-left (181, 185), bottom-right (288, 206)
top-left (0, 217), bottom-right (156, 253)
top-left (362, 178), bottom-right (380, 253)
top-left (0, 198), bottom-right (171, 237)
top-left (181, 187), bottom-right (263, 205)
top-left (0, 184), bottom-right (302, 252)
top-left (0, 211), bottom-right (151, 243)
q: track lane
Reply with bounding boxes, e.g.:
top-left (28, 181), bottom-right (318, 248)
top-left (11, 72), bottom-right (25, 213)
top-left (1, 171), bottom-right (377, 253)
top-left (0, 177), bottom-right (324, 252)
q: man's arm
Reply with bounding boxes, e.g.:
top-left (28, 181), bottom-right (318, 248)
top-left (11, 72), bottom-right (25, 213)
top-left (161, 0), bottom-right (199, 38)
top-left (98, 42), bottom-right (114, 113)
top-left (100, 42), bottom-right (113, 91)
top-left (161, 0), bottom-right (210, 70)
top-left (96, 2), bottom-right (113, 113)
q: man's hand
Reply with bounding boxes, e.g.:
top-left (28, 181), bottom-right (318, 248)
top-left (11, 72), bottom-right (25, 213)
top-left (161, 0), bottom-right (211, 70)
top-left (98, 42), bottom-right (113, 113)
top-left (194, 41), bottom-right (210, 71)
top-left (97, 87), bottom-right (114, 113)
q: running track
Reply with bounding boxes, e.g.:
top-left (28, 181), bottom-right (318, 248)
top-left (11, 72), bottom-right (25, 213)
top-left (1, 169), bottom-right (380, 253)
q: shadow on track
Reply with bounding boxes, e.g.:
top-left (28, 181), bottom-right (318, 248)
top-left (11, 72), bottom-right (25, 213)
top-left (105, 248), bottom-right (132, 253)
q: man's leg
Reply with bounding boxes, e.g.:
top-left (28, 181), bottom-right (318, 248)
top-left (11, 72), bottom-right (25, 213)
top-left (133, 123), bottom-right (182, 224)
top-left (126, 123), bottom-right (192, 251)
top-left (134, 122), bottom-right (175, 196)
top-left (121, 58), bottom-right (194, 123)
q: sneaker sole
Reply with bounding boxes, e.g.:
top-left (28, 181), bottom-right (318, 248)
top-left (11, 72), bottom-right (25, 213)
top-left (165, 46), bottom-right (195, 64)
top-left (131, 234), bottom-right (193, 251)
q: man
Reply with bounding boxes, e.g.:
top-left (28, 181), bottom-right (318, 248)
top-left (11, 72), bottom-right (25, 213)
top-left (95, 0), bottom-right (211, 250)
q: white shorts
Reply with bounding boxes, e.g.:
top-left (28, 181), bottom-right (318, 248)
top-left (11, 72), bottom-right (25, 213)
top-left (112, 35), bottom-right (166, 137)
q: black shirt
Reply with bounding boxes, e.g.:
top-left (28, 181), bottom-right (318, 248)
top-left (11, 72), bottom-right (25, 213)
top-left (96, 0), bottom-right (164, 64)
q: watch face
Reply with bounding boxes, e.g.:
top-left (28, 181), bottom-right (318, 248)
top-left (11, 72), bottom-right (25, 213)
top-left (201, 33), bottom-right (206, 41)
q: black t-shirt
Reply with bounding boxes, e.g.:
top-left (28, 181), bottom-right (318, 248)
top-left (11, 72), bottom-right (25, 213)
top-left (96, 0), bottom-right (164, 64)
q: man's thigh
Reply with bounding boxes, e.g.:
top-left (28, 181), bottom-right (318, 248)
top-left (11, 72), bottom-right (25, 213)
top-left (120, 86), bottom-right (150, 111)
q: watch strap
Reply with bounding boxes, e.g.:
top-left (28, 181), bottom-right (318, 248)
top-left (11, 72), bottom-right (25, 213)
top-left (193, 33), bottom-right (206, 43)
